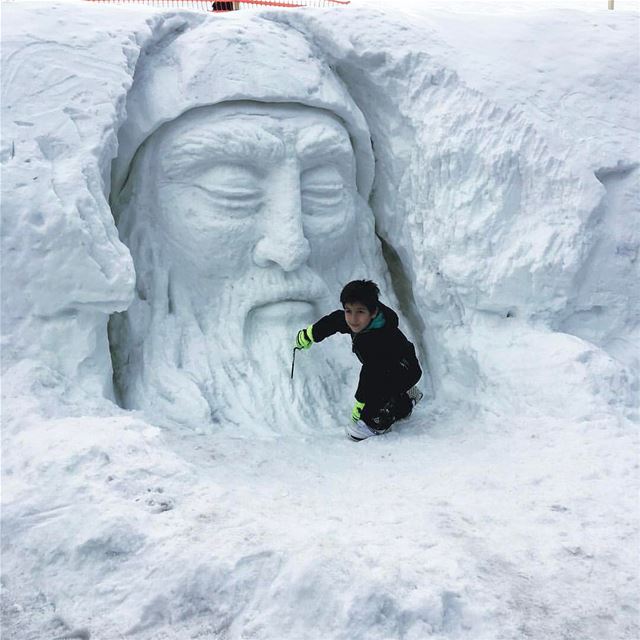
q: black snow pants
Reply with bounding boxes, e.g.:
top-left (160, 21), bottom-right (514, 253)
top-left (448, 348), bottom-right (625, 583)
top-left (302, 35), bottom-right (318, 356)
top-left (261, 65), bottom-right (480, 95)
top-left (359, 350), bottom-right (422, 431)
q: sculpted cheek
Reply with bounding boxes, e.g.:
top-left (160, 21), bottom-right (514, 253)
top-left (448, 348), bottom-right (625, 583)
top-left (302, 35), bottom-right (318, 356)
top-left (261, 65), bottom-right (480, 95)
top-left (154, 187), bottom-right (255, 274)
top-left (304, 203), bottom-right (356, 270)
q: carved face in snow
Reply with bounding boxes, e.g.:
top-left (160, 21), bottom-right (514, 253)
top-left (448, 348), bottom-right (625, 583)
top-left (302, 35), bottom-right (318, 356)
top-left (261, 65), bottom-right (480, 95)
top-left (154, 104), bottom-right (357, 278)
top-left (110, 102), bottom-right (382, 430)
top-left (146, 104), bottom-right (357, 335)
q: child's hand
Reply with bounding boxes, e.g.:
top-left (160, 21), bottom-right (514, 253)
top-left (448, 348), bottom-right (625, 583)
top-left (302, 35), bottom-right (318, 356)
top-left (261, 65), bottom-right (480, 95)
top-left (295, 326), bottom-right (314, 350)
top-left (351, 400), bottom-right (365, 422)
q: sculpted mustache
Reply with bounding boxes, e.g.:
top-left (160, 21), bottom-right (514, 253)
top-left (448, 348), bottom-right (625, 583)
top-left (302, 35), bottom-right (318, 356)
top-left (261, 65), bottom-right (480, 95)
top-left (216, 270), bottom-right (328, 315)
top-left (248, 283), bottom-right (327, 310)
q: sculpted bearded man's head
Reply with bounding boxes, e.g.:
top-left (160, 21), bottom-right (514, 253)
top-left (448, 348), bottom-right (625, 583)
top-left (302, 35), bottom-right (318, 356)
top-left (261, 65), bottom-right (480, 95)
top-left (109, 17), bottom-right (387, 432)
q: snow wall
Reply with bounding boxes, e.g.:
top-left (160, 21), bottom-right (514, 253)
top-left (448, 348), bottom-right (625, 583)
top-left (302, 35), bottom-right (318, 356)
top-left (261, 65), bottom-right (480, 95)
top-left (2, 4), bottom-right (638, 429)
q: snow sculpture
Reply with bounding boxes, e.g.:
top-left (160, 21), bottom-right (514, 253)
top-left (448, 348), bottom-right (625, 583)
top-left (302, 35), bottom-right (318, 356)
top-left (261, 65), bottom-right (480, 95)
top-left (109, 20), bottom-right (393, 431)
top-left (3, 7), bottom-right (633, 432)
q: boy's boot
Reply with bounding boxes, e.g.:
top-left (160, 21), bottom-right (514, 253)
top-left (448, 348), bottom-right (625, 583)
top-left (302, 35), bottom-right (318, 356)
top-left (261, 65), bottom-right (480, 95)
top-left (345, 419), bottom-right (381, 441)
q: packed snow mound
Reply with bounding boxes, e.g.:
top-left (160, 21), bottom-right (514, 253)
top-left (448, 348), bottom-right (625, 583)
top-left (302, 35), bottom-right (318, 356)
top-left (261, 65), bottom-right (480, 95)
top-left (2, 2), bottom-right (637, 432)
top-left (1, 3), bottom-right (639, 640)
top-left (397, 2), bottom-right (640, 374)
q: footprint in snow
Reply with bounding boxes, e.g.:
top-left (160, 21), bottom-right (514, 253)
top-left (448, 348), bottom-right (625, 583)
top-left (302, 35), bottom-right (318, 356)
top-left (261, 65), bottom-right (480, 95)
top-left (136, 487), bottom-right (174, 514)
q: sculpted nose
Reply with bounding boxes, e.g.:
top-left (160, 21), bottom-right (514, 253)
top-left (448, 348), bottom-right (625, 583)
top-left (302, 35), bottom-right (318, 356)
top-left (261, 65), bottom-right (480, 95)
top-left (252, 163), bottom-right (311, 272)
top-left (253, 231), bottom-right (311, 272)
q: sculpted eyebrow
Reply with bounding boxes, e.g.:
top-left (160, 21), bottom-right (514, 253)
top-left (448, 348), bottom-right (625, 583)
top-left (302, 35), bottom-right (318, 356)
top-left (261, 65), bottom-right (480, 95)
top-left (296, 131), bottom-right (354, 167)
top-left (161, 128), bottom-right (285, 176)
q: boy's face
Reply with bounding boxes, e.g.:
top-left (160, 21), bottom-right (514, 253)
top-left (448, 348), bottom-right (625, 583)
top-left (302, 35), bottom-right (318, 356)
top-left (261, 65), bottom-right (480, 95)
top-left (344, 302), bottom-right (376, 334)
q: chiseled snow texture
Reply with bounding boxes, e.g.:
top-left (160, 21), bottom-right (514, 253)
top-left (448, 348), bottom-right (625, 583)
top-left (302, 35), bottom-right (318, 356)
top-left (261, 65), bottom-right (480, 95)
top-left (1, 2), bottom-right (639, 640)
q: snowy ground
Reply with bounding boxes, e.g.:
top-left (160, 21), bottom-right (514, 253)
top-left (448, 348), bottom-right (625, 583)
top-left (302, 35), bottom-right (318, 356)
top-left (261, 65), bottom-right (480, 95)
top-left (2, 2), bottom-right (639, 639)
top-left (3, 393), bottom-right (638, 639)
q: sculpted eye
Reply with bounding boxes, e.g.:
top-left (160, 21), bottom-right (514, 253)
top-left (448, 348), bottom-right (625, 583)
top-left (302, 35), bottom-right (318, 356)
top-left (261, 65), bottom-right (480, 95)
top-left (167, 164), bottom-right (265, 217)
top-left (301, 166), bottom-right (345, 209)
top-left (193, 184), bottom-right (264, 211)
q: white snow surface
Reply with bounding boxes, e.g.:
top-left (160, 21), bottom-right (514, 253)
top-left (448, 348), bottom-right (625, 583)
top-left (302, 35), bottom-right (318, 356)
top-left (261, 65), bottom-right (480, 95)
top-left (1, 2), bottom-right (639, 639)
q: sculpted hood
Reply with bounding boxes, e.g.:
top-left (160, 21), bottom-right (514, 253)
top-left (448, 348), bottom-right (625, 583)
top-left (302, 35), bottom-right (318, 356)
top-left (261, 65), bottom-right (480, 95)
top-left (112, 15), bottom-right (374, 200)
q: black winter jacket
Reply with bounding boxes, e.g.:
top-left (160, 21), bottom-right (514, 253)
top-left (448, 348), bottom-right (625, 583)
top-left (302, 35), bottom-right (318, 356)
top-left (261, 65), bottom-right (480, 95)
top-left (311, 303), bottom-right (421, 404)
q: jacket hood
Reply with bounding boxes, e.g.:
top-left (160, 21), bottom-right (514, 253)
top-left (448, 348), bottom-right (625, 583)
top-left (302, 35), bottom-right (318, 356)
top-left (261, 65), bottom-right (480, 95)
top-left (377, 303), bottom-right (399, 330)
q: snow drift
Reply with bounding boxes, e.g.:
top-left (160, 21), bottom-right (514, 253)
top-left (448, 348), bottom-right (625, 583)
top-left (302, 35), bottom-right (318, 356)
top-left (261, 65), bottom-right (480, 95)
top-left (1, 2), bottom-right (638, 639)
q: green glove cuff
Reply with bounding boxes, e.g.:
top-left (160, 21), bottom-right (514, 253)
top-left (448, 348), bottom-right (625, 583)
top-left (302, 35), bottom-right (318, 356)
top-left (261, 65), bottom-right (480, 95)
top-left (351, 400), bottom-right (365, 422)
top-left (296, 325), bottom-right (315, 350)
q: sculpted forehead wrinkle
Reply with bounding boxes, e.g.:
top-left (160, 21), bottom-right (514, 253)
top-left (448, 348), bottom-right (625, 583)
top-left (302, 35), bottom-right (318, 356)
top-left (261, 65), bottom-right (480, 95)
top-left (159, 120), bottom-right (286, 175)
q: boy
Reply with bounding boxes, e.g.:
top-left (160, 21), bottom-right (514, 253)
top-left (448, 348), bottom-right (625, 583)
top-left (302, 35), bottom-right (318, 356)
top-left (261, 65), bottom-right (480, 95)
top-left (295, 280), bottom-right (423, 441)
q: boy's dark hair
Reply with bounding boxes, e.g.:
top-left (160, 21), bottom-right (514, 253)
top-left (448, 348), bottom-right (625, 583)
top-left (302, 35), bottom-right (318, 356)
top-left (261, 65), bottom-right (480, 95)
top-left (340, 280), bottom-right (380, 313)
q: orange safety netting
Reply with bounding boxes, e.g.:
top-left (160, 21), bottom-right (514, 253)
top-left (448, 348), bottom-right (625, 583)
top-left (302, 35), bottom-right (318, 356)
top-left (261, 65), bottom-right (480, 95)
top-left (83, 0), bottom-right (350, 10)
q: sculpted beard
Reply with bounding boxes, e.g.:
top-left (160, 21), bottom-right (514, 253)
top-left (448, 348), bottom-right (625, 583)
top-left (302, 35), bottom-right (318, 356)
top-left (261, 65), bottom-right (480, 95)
top-left (110, 106), bottom-right (369, 431)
